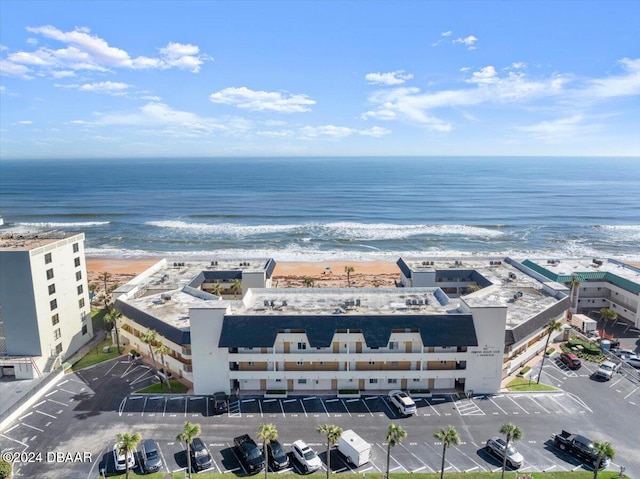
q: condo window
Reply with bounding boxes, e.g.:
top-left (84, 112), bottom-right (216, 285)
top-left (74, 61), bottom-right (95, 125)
top-left (74, 257), bottom-right (81, 267)
top-left (52, 314), bottom-right (59, 326)
top-left (79, 298), bottom-right (85, 308)
top-left (45, 253), bottom-right (52, 264)
top-left (298, 379), bottom-right (307, 384)
top-left (77, 285), bottom-right (83, 295)
top-left (46, 268), bottom-right (54, 280)
top-left (412, 378), bottom-right (420, 382)
top-left (297, 342), bottom-right (307, 350)
top-left (50, 299), bottom-right (57, 311)
top-left (72, 243), bottom-right (79, 253)
top-left (389, 342), bottom-right (398, 350)
top-left (55, 343), bottom-right (63, 354)
top-left (48, 284), bottom-right (56, 295)
top-left (369, 378), bottom-right (378, 384)
top-left (368, 361), bottom-right (376, 365)
top-left (76, 271), bottom-right (82, 281)
top-left (82, 325), bottom-right (88, 335)
top-left (387, 378), bottom-right (398, 384)
top-left (54, 328), bottom-right (61, 340)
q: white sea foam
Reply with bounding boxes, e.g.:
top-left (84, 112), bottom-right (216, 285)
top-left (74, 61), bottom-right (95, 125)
top-left (145, 220), bottom-right (504, 240)
top-left (17, 221), bottom-right (110, 228)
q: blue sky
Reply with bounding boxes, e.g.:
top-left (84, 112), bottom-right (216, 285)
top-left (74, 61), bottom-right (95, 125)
top-left (1, 0), bottom-right (639, 159)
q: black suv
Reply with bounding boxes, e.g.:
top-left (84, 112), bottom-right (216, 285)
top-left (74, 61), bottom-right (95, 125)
top-left (211, 391), bottom-right (229, 415)
top-left (190, 437), bottom-right (213, 472)
top-left (267, 440), bottom-right (290, 470)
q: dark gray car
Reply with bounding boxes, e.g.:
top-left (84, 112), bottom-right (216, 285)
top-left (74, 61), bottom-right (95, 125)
top-left (141, 439), bottom-right (163, 473)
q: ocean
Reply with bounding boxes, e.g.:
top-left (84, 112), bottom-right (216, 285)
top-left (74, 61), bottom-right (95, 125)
top-left (1, 156), bottom-right (639, 261)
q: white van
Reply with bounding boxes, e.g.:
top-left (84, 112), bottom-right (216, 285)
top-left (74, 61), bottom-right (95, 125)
top-left (388, 390), bottom-right (417, 416)
top-left (337, 430), bottom-right (371, 467)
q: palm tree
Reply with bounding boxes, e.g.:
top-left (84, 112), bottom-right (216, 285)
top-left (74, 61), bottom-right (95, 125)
top-left (592, 440), bottom-right (615, 479)
top-left (258, 423), bottom-right (278, 479)
top-left (231, 278), bottom-right (242, 298)
top-left (104, 309), bottom-right (122, 354)
top-left (154, 342), bottom-right (172, 389)
top-left (116, 432), bottom-right (141, 479)
top-left (600, 308), bottom-right (617, 334)
top-left (499, 423), bottom-right (523, 479)
top-left (177, 421), bottom-right (201, 479)
top-left (569, 275), bottom-right (582, 312)
top-left (537, 317), bottom-right (563, 384)
top-left (434, 425), bottom-right (460, 479)
top-left (210, 282), bottom-right (223, 297)
top-left (317, 424), bottom-right (343, 479)
top-left (98, 272), bottom-right (112, 308)
top-left (345, 266), bottom-right (355, 287)
top-left (141, 329), bottom-right (158, 372)
top-left (385, 423), bottom-right (407, 479)
top-left (303, 276), bottom-right (315, 288)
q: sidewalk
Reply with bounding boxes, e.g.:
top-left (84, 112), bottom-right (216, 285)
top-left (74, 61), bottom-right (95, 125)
top-left (499, 343), bottom-right (562, 391)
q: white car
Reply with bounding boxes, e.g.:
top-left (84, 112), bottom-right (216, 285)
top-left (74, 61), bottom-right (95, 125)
top-left (485, 438), bottom-right (524, 469)
top-left (388, 390), bottom-right (417, 416)
top-left (291, 439), bottom-right (322, 473)
top-left (113, 443), bottom-right (136, 471)
top-left (594, 360), bottom-right (620, 380)
top-left (623, 355), bottom-right (640, 369)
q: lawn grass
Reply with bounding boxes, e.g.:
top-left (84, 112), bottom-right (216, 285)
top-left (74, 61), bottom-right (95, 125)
top-left (136, 378), bottom-right (189, 394)
top-left (71, 337), bottom-right (122, 371)
top-left (99, 471), bottom-right (626, 479)
top-left (506, 377), bottom-right (557, 392)
top-left (91, 307), bottom-right (109, 330)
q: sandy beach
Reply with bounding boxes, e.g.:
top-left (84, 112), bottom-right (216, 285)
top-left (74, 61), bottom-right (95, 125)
top-left (86, 258), bottom-right (401, 301)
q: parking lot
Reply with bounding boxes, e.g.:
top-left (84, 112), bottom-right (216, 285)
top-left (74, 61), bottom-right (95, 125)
top-left (1, 354), bottom-right (638, 478)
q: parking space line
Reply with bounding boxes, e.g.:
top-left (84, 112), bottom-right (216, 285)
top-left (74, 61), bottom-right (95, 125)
top-left (105, 361), bottom-right (121, 375)
top-left (507, 396), bottom-right (529, 414)
top-left (526, 395), bottom-right (551, 414)
top-left (341, 400), bottom-right (352, 417)
top-left (47, 398), bottom-right (68, 407)
top-left (488, 397), bottom-right (508, 415)
top-left (624, 386), bottom-right (639, 399)
top-left (22, 423), bottom-right (43, 432)
top-left (380, 397), bottom-right (397, 416)
top-left (426, 399), bottom-right (441, 416)
top-left (59, 388), bottom-right (76, 395)
top-left (300, 399), bottom-right (308, 417)
top-left (375, 443), bottom-right (406, 472)
top-left (45, 390), bottom-right (58, 398)
top-left (549, 395), bottom-right (572, 413)
top-left (279, 400), bottom-right (285, 417)
top-left (566, 392), bottom-right (593, 413)
top-left (258, 399), bottom-right (264, 417)
top-left (321, 399), bottom-right (330, 417)
top-left (398, 442), bottom-right (433, 472)
top-left (609, 376), bottom-right (625, 388)
top-left (362, 398), bottom-right (374, 417)
top-left (35, 410), bottom-right (56, 419)
top-left (454, 445), bottom-right (487, 472)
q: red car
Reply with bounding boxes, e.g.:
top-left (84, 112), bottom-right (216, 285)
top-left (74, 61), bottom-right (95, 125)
top-left (560, 352), bottom-right (581, 370)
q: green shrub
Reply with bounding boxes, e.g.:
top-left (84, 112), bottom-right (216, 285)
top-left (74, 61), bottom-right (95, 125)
top-left (338, 389), bottom-right (360, 395)
top-left (0, 459), bottom-right (12, 479)
top-left (546, 348), bottom-right (555, 355)
top-left (519, 366), bottom-right (531, 375)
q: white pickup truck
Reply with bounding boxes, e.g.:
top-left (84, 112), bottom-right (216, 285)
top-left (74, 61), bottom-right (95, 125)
top-left (594, 360), bottom-right (620, 381)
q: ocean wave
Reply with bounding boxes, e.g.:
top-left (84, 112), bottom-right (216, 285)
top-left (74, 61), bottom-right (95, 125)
top-left (17, 221), bottom-right (110, 228)
top-left (145, 220), bottom-right (504, 240)
top-left (85, 245), bottom-right (639, 263)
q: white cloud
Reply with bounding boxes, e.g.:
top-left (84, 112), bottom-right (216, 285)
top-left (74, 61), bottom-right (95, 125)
top-left (517, 115), bottom-right (587, 141)
top-left (141, 95), bottom-right (162, 101)
top-left (16, 120), bottom-right (33, 124)
top-left (0, 58), bottom-right (33, 78)
top-left (359, 126), bottom-right (391, 137)
top-left (0, 85), bottom-right (5, 94)
top-left (256, 130), bottom-right (295, 138)
top-left (1, 25), bottom-right (210, 78)
top-left (209, 86), bottom-right (315, 112)
top-left (365, 70), bottom-right (414, 86)
top-left (50, 70), bottom-right (75, 78)
top-left (511, 62), bottom-right (527, 70)
top-left (56, 81), bottom-right (132, 95)
top-left (299, 124), bottom-right (391, 139)
top-left (26, 38), bottom-right (38, 45)
top-left (441, 31), bottom-right (452, 37)
top-left (453, 35), bottom-right (478, 50)
top-left (583, 57), bottom-right (640, 98)
top-left (362, 65), bottom-right (572, 130)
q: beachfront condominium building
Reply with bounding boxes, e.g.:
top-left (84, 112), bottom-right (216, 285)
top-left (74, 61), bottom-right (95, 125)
top-left (0, 232), bottom-right (93, 379)
top-left (113, 256), bottom-right (576, 395)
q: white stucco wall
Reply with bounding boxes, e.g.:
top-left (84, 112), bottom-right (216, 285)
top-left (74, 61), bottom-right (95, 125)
top-left (190, 305), bottom-right (230, 394)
